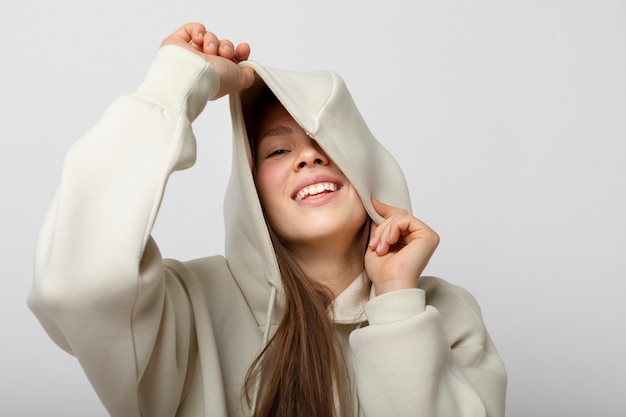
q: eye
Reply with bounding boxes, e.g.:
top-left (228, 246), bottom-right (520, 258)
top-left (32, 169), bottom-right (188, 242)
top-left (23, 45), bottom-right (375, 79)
top-left (267, 149), bottom-right (289, 158)
top-left (257, 135), bottom-right (293, 160)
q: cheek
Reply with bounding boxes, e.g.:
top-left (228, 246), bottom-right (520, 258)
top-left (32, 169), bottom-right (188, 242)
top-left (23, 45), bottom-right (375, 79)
top-left (352, 197), bottom-right (368, 227)
top-left (256, 164), bottom-right (287, 210)
top-left (346, 185), bottom-right (367, 216)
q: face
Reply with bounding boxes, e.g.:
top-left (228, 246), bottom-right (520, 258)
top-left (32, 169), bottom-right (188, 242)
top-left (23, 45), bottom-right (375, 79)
top-left (253, 104), bottom-right (367, 250)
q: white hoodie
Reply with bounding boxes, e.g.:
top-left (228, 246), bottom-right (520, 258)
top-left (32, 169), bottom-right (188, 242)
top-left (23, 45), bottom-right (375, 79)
top-left (29, 45), bottom-right (507, 417)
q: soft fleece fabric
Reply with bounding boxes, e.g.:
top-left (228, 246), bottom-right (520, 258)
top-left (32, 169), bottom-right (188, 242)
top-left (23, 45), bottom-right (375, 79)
top-left (29, 45), bottom-right (507, 417)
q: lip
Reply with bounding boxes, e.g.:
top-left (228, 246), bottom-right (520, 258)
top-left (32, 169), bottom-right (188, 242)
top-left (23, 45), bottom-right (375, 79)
top-left (292, 174), bottom-right (344, 201)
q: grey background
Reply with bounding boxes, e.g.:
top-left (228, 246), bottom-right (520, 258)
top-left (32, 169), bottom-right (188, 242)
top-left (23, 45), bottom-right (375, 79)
top-left (2, 0), bottom-right (625, 416)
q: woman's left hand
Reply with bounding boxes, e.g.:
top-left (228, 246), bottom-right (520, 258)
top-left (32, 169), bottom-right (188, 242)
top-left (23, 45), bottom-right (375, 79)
top-left (365, 199), bottom-right (440, 295)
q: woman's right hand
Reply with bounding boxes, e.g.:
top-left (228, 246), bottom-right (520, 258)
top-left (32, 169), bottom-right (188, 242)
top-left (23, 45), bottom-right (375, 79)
top-left (161, 23), bottom-right (255, 100)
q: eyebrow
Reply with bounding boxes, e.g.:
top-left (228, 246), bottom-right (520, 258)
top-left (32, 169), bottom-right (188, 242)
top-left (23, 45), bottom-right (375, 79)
top-left (259, 125), bottom-right (293, 141)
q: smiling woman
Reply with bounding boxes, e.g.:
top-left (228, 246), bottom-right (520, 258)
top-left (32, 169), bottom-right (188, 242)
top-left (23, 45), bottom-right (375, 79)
top-left (242, 88), bottom-right (372, 415)
top-left (250, 95), bottom-right (368, 287)
top-left (28, 22), bottom-right (507, 417)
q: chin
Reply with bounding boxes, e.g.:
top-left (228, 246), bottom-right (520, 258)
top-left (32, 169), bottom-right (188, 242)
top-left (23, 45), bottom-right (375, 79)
top-left (270, 204), bottom-right (367, 245)
top-left (293, 218), bottom-right (365, 245)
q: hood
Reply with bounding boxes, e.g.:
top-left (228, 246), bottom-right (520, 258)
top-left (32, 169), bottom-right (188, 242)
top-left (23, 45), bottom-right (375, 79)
top-left (224, 61), bottom-right (412, 328)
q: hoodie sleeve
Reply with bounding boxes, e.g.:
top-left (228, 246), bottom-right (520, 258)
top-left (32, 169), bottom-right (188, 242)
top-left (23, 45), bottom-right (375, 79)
top-left (28, 45), bottom-right (219, 417)
top-left (349, 279), bottom-right (507, 417)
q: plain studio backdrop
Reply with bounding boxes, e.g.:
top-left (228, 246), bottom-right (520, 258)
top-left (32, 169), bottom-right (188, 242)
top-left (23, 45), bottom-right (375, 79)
top-left (1, 1), bottom-right (625, 416)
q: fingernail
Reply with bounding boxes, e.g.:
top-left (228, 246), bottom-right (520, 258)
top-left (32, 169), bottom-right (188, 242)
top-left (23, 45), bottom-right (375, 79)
top-left (207, 42), bottom-right (217, 52)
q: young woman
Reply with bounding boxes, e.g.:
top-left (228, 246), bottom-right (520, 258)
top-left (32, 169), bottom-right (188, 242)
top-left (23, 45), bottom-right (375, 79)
top-left (29, 23), bottom-right (507, 417)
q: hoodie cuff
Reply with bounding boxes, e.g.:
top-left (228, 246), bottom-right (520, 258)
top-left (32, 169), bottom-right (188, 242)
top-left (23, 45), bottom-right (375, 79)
top-left (365, 288), bottom-right (426, 325)
top-left (134, 45), bottom-right (219, 121)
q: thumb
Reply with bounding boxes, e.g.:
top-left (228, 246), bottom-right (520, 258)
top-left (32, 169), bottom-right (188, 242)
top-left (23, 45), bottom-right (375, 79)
top-left (239, 66), bottom-right (255, 90)
top-left (210, 63), bottom-right (256, 100)
top-left (372, 198), bottom-right (404, 219)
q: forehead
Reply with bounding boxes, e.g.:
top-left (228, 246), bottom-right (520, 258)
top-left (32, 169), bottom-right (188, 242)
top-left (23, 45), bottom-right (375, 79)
top-left (255, 104), bottom-right (303, 145)
top-left (257, 104), bottom-right (295, 131)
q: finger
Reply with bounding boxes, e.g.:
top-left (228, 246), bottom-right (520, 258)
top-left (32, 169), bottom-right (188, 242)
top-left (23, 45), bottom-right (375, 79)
top-left (372, 212), bottom-right (434, 256)
top-left (372, 198), bottom-right (407, 220)
top-left (234, 43), bottom-right (251, 63)
top-left (368, 222), bottom-right (379, 250)
top-left (373, 216), bottom-right (406, 255)
top-left (173, 22), bottom-right (205, 43)
top-left (369, 214), bottom-right (402, 255)
top-left (218, 39), bottom-right (235, 59)
top-left (202, 31), bottom-right (219, 55)
top-left (162, 23), bottom-right (204, 50)
top-left (189, 24), bottom-right (206, 45)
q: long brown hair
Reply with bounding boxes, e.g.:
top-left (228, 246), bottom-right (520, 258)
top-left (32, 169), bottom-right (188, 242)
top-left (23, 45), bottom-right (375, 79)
top-left (241, 81), bottom-right (371, 417)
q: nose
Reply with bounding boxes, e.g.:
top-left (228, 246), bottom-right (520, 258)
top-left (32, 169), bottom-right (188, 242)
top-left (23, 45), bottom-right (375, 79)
top-left (295, 140), bottom-right (329, 170)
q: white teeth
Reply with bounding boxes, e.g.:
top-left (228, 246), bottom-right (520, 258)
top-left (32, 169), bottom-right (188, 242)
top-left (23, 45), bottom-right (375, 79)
top-left (295, 182), bottom-right (337, 201)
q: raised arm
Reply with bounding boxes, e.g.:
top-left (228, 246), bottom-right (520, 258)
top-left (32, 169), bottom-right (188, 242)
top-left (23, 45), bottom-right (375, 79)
top-left (352, 199), bottom-right (507, 416)
top-left (28, 23), bottom-right (253, 417)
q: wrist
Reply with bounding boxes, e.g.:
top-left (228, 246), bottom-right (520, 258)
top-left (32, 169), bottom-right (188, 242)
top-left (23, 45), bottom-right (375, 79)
top-left (365, 288), bottom-right (426, 324)
top-left (372, 277), bottom-right (419, 296)
top-left (134, 45), bottom-right (219, 121)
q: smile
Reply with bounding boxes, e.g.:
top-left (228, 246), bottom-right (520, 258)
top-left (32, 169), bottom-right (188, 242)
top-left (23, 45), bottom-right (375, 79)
top-left (294, 182), bottom-right (339, 201)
